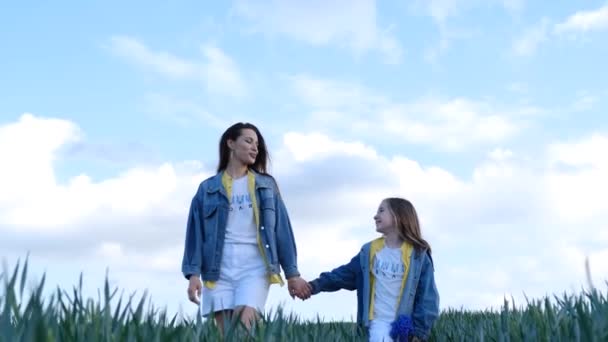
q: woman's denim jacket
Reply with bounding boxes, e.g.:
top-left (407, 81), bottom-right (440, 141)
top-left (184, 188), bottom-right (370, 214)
top-left (181, 170), bottom-right (300, 286)
top-left (309, 238), bottom-right (439, 340)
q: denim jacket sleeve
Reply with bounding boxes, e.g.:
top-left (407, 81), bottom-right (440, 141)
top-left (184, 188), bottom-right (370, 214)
top-left (310, 253), bottom-right (360, 294)
top-left (412, 251), bottom-right (440, 340)
top-left (181, 195), bottom-right (204, 279)
top-left (274, 191), bottom-right (301, 279)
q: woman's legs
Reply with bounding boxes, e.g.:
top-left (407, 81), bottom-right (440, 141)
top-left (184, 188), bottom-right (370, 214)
top-left (233, 305), bottom-right (260, 331)
top-left (231, 244), bottom-right (269, 331)
top-left (213, 306), bottom-right (259, 334)
top-left (206, 244), bottom-right (268, 334)
top-left (213, 309), bottom-right (234, 336)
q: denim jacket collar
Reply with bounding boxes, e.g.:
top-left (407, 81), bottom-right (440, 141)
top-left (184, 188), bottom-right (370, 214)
top-left (206, 169), bottom-right (274, 195)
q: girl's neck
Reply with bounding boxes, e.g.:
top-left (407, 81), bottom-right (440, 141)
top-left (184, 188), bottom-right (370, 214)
top-left (225, 161), bottom-right (248, 179)
top-left (384, 231), bottom-right (403, 249)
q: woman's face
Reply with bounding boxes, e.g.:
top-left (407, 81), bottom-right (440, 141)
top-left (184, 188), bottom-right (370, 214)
top-left (228, 128), bottom-right (259, 167)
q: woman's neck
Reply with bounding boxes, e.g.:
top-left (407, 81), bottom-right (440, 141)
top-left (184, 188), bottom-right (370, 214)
top-left (384, 231), bottom-right (403, 249)
top-left (225, 161), bottom-right (248, 179)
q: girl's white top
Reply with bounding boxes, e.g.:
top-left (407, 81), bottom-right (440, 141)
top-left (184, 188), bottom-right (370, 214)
top-left (372, 246), bottom-right (405, 322)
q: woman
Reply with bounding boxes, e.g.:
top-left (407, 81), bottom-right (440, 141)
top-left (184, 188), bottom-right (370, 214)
top-left (181, 122), bottom-right (311, 331)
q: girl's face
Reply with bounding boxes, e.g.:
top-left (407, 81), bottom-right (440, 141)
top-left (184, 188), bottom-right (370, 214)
top-left (374, 200), bottom-right (396, 235)
top-left (228, 128), bottom-right (259, 167)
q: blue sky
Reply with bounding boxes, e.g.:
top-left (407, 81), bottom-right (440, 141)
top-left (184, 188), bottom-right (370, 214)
top-left (1, 1), bottom-right (608, 322)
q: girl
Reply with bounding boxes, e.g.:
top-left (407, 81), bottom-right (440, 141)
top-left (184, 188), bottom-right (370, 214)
top-left (307, 198), bottom-right (439, 341)
top-left (181, 122), bottom-right (311, 332)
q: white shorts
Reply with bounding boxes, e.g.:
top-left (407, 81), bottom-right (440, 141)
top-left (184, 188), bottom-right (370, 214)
top-left (369, 319), bottom-right (394, 342)
top-left (200, 243), bottom-right (269, 317)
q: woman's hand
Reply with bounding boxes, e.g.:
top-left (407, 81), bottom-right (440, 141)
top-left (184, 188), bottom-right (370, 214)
top-left (288, 276), bottom-right (312, 300)
top-left (187, 275), bottom-right (202, 304)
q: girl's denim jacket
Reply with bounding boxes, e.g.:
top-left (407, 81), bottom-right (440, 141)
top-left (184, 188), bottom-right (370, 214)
top-left (309, 238), bottom-right (440, 340)
top-left (181, 170), bottom-right (300, 287)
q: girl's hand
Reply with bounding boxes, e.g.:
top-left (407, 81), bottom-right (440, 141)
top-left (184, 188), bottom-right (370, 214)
top-left (187, 276), bottom-right (202, 304)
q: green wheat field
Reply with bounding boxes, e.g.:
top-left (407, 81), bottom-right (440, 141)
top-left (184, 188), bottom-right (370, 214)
top-left (1, 258), bottom-right (607, 341)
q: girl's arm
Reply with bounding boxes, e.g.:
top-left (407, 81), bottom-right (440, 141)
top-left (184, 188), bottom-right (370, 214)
top-left (309, 252), bottom-right (360, 294)
top-left (411, 251), bottom-right (440, 341)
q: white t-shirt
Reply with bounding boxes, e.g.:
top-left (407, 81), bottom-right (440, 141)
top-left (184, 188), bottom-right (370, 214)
top-left (224, 176), bottom-right (257, 245)
top-left (372, 246), bottom-right (405, 322)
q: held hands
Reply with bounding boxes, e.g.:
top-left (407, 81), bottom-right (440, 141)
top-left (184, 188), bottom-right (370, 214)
top-left (187, 276), bottom-right (202, 305)
top-left (287, 276), bottom-right (312, 300)
top-left (189, 275), bottom-right (312, 303)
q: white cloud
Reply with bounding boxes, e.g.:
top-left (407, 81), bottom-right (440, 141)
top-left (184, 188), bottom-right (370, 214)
top-left (571, 91), bottom-right (600, 112)
top-left (289, 75), bottom-right (537, 150)
top-left (200, 45), bottom-right (246, 95)
top-left (512, 18), bottom-right (551, 56)
top-left (275, 130), bottom-right (608, 313)
top-left (281, 132), bottom-right (378, 162)
top-left (108, 36), bottom-right (246, 96)
top-left (501, 0), bottom-right (525, 13)
top-left (0, 113), bottom-right (209, 230)
top-left (414, 0), bottom-right (518, 63)
top-left (142, 93), bottom-right (229, 128)
top-left (512, 4), bottom-right (608, 56)
top-left (423, 33), bottom-right (452, 65)
top-left (289, 74), bottom-right (385, 108)
top-left (0, 113), bottom-right (81, 210)
top-left (232, 0), bottom-right (403, 64)
top-left (2, 114), bottom-right (607, 322)
top-left (548, 134), bottom-right (608, 168)
top-left (507, 82), bottom-right (529, 94)
top-left (423, 0), bottom-right (461, 27)
top-left (416, 0), bottom-right (527, 25)
top-left (489, 147), bottom-right (514, 161)
top-left (555, 3), bottom-right (608, 34)
top-left (544, 134), bottom-right (608, 225)
top-left (0, 113), bottom-right (212, 317)
top-left (379, 99), bottom-right (524, 150)
top-left (588, 249), bottom-right (608, 285)
top-left (415, 0), bottom-right (457, 63)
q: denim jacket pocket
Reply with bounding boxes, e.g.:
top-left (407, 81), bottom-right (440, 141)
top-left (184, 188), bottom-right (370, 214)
top-left (202, 204), bottom-right (217, 217)
top-left (202, 205), bottom-right (218, 242)
top-left (260, 199), bottom-right (276, 230)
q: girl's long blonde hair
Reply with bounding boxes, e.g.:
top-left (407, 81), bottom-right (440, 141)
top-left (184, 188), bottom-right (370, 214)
top-left (385, 197), bottom-right (431, 254)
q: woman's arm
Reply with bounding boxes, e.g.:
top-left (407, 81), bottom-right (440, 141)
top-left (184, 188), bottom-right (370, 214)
top-left (181, 195), bottom-right (204, 279)
top-left (274, 190), bottom-right (301, 279)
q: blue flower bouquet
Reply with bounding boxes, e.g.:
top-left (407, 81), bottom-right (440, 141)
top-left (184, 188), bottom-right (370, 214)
top-left (390, 314), bottom-right (413, 342)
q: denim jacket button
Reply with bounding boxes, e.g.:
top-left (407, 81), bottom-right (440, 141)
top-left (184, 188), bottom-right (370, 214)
top-left (265, 244), bottom-right (269, 248)
top-left (261, 226), bottom-right (265, 230)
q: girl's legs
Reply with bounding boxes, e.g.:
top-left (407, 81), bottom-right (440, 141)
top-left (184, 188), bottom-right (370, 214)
top-left (369, 320), bottom-right (393, 342)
